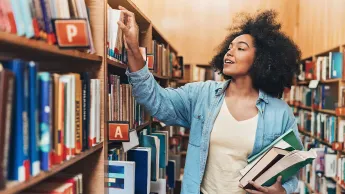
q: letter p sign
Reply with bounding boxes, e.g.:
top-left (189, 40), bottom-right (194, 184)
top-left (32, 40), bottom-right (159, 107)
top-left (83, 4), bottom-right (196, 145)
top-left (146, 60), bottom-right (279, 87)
top-left (53, 19), bottom-right (90, 48)
top-left (66, 24), bottom-right (77, 42)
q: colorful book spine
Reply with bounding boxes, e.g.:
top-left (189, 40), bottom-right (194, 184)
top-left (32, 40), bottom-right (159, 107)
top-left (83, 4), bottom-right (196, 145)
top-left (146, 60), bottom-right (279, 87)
top-left (38, 72), bottom-right (51, 171)
top-left (81, 72), bottom-right (90, 151)
top-left (19, 0), bottom-right (34, 38)
top-left (39, 0), bottom-right (56, 44)
top-left (10, 0), bottom-right (25, 36)
top-left (28, 61), bottom-right (40, 176)
top-left (4, 59), bottom-right (29, 181)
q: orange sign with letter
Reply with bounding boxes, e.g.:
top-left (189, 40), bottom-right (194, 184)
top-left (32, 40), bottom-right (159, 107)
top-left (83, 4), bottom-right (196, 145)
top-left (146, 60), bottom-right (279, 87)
top-left (108, 122), bottom-right (130, 142)
top-left (53, 19), bottom-right (90, 48)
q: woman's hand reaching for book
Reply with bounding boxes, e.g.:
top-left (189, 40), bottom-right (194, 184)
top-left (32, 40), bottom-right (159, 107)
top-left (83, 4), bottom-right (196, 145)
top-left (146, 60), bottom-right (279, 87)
top-left (243, 176), bottom-right (287, 194)
top-left (117, 6), bottom-right (145, 72)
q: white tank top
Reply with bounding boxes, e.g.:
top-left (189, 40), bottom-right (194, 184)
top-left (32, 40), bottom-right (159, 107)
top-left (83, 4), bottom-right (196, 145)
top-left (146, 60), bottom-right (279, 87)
top-left (201, 99), bottom-right (258, 194)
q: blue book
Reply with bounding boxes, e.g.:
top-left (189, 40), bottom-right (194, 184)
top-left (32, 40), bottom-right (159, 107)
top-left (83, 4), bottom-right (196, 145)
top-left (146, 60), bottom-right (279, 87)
top-left (166, 160), bottom-right (176, 188)
top-left (3, 60), bottom-right (29, 181)
top-left (151, 133), bottom-right (166, 169)
top-left (28, 61), bottom-right (40, 176)
top-left (330, 52), bottom-right (343, 79)
top-left (107, 160), bottom-right (135, 194)
top-left (127, 148), bottom-right (151, 194)
top-left (38, 72), bottom-right (51, 171)
top-left (140, 135), bottom-right (159, 181)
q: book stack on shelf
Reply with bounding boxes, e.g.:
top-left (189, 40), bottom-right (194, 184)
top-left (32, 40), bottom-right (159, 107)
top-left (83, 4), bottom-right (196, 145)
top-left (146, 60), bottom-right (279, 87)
top-left (284, 45), bottom-right (345, 193)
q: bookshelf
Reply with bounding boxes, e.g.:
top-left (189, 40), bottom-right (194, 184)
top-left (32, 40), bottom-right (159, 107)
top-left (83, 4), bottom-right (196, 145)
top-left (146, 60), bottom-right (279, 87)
top-left (0, 0), bottom-right (188, 193)
top-left (0, 32), bottom-right (103, 63)
top-left (286, 44), bottom-right (345, 194)
top-left (0, 143), bottom-right (103, 194)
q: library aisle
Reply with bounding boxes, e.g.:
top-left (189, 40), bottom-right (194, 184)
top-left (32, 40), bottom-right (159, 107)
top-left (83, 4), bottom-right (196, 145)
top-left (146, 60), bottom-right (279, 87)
top-left (1, 0), bottom-right (345, 194)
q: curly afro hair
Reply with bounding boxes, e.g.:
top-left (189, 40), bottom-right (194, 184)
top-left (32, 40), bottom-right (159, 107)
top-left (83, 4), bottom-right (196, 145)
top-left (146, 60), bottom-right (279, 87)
top-left (211, 10), bottom-right (301, 98)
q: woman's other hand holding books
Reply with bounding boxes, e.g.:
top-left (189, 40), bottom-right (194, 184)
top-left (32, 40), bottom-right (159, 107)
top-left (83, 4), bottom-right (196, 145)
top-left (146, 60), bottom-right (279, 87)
top-left (241, 176), bottom-right (287, 194)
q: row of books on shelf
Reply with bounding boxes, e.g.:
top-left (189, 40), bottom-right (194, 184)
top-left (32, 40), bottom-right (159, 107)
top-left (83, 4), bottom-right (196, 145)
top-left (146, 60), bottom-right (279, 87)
top-left (106, 127), bottom-right (182, 194)
top-left (297, 136), bottom-right (342, 194)
top-left (299, 51), bottom-right (344, 81)
top-left (108, 74), bottom-right (146, 129)
top-left (297, 110), bottom-right (337, 144)
top-left (0, 0), bottom-right (95, 53)
top-left (0, 59), bottom-right (101, 188)
top-left (21, 172), bottom-right (83, 194)
top-left (152, 120), bottom-right (189, 155)
top-left (192, 66), bottom-right (223, 82)
top-left (107, 5), bottom-right (184, 78)
top-left (284, 85), bottom-right (339, 110)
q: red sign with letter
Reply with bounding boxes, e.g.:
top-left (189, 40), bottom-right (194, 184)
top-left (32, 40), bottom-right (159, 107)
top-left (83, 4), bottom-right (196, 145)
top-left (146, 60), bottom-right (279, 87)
top-left (108, 122), bottom-right (130, 142)
top-left (53, 19), bottom-right (90, 48)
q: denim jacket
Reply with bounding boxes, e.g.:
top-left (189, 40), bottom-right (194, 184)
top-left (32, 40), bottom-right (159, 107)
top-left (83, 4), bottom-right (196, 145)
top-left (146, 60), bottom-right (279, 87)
top-left (126, 65), bottom-right (303, 194)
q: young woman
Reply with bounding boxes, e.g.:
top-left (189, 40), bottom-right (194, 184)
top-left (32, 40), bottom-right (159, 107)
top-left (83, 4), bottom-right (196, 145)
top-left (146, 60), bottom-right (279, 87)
top-left (117, 6), bottom-right (303, 194)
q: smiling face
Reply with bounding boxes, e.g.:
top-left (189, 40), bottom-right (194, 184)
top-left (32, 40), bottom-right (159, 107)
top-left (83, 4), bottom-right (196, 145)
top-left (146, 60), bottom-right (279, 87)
top-left (223, 34), bottom-right (256, 78)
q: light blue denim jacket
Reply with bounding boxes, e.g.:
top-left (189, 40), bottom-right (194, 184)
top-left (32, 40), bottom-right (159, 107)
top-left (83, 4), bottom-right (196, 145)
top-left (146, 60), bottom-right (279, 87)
top-left (126, 65), bottom-right (303, 194)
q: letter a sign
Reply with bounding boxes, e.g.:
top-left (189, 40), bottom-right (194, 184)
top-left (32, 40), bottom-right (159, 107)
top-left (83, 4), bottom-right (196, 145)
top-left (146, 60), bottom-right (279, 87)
top-left (108, 122), bottom-right (130, 142)
top-left (53, 19), bottom-right (90, 48)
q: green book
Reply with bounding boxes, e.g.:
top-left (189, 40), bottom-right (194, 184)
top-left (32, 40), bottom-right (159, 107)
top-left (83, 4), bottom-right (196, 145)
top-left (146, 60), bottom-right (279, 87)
top-left (247, 128), bottom-right (303, 164)
top-left (261, 153), bottom-right (315, 186)
top-left (242, 149), bottom-right (316, 190)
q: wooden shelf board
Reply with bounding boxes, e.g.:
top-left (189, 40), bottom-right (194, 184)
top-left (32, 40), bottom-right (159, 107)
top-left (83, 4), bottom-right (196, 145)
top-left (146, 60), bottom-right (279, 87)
top-left (315, 46), bottom-right (341, 57)
top-left (297, 78), bottom-right (342, 85)
top-left (0, 32), bottom-right (102, 63)
top-left (176, 80), bottom-right (190, 84)
top-left (168, 44), bottom-right (178, 55)
top-left (298, 128), bottom-right (332, 147)
top-left (152, 72), bottom-right (170, 80)
top-left (0, 143), bottom-right (103, 194)
top-left (107, 57), bottom-right (127, 69)
top-left (301, 56), bottom-right (313, 62)
top-left (196, 64), bottom-right (212, 68)
top-left (299, 105), bottom-right (312, 111)
top-left (108, 0), bottom-right (151, 27)
top-left (314, 108), bottom-right (336, 115)
top-left (289, 104), bottom-right (336, 116)
top-left (136, 121), bottom-right (151, 132)
top-left (152, 24), bottom-right (170, 47)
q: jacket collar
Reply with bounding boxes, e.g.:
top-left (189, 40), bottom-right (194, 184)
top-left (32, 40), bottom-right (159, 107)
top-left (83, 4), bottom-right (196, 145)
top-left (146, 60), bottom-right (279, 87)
top-left (215, 79), bottom-right (269, 104)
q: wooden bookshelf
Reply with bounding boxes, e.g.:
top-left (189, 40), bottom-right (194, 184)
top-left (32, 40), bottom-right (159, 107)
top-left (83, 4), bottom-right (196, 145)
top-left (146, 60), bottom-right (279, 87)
top-left (0, 143), bottom-right (103, 194)
top-left (0, 31), bottom-right (103, 63)
top-left (0, 0), bottom-right (188, 193)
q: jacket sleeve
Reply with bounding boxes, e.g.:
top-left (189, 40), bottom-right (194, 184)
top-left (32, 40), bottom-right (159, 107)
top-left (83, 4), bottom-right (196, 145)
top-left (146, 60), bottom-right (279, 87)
top-left (282, 108), bottom-right (304, 194)
top-left (125, 65), bottom-right (201, 128)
